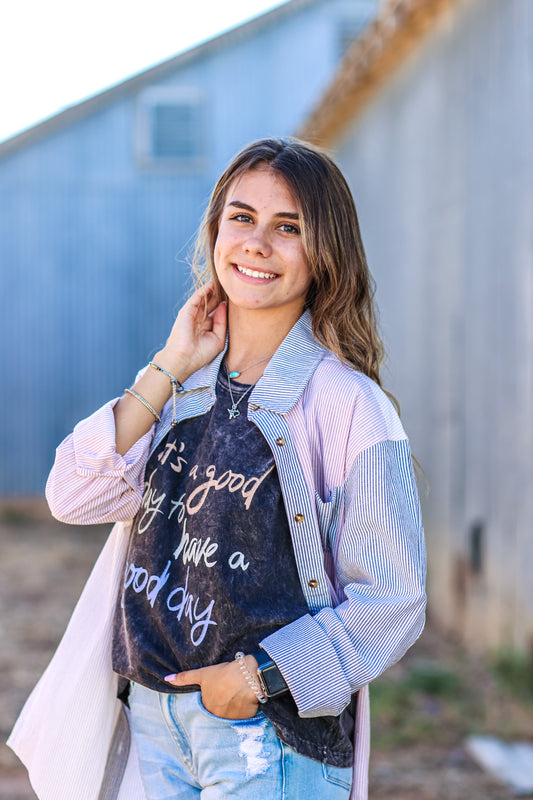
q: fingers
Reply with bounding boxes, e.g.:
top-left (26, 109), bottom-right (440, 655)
top-left (165, 667), bottom-right (204, 686)
top-left (210, 301), bottom-right (228, 341)
top-left (156, 281), bottom-right (226, 384)
top-left (187, 286), bottom-right (226, 333)
top-left (188, 281), bottom-right (216, 313)
top-left (202, 289), bottom-right (225, 322)
top-left (163, 663), bottom-right (259, 719)
top-left (180, 283), bottom-right (224, 331)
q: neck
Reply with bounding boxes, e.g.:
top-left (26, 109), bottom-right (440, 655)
top-left (225, 305), bottom-right (303, 382)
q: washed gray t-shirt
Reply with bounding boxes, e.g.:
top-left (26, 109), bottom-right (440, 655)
top-left (112, 369), bottom-right (356, 766)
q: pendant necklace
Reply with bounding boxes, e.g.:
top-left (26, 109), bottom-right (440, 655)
top-left (225, 365), bottom-right (256, 419)
top-left (227, 354), bottom-right (273, 379)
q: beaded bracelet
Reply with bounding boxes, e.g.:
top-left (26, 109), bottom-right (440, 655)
top-left (149, 361), bottom-right (184, 427)
top-left (124, 388), bottom-right (162, 423)
top-left (235, 651), bottom-right (267, 704)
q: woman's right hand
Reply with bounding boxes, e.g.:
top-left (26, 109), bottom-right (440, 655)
top-left (153, 281), bottom-right (227, 380)
top-left (114, 283), bottom-right (227, 455)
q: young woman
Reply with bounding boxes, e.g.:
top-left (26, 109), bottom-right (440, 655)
top-left (9, 138), bottom-right (426, 800)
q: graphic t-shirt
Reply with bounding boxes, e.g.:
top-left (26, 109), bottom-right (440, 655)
top-left (112, 368), bottom-right (356, 766)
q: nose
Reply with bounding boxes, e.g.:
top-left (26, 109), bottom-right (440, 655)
top-left (243, 227), bottom-right (272, 258)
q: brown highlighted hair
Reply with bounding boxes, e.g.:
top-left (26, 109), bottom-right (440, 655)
top-left (192, 137), bottom-right (384, 388)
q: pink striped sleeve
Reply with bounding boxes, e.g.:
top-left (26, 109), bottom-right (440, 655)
top-left (45, 398), bottom-right (154, 525)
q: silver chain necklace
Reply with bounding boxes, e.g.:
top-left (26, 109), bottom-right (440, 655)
top-left (227, 353), bottom-right (273, 379)
top-left (225, 365), bottom-right (256, 419)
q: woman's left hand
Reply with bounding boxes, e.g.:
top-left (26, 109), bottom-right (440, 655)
top-left (165, 657), bottom-right (260, 720)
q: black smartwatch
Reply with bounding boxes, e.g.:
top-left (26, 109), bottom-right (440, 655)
top-left (253, 649), bottom-right (289, 699)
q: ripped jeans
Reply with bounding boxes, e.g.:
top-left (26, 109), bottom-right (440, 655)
top-left (129, 683), bottom-right (352, 800)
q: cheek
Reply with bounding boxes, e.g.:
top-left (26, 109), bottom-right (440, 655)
top-left (214, 227), bottom-right (235, 265)
top-left (297, 258), bottom-right (313, 291)
top-left (213, 238), bottom-right (233, 294)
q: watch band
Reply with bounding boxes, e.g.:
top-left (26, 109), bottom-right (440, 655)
top-left (253, 649), bottom-right (289, 698)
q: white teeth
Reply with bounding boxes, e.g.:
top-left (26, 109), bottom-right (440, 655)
top-left (236, 264), bottom-right (277, 279)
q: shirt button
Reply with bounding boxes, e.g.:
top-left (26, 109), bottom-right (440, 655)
top-left (308, 579), bottom-right (319, 588)
top-left (294, 513), bottom-right (304, 523)
top-left (275, 437), bottom-right (285, 446)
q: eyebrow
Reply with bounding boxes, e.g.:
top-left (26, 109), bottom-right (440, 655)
top-left (226, 200), bottom-right (300, 221)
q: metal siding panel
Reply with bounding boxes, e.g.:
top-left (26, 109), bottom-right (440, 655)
top-left (333, 0), bottom-right (533, 651)
top-left (0, 0), bottom-right (378, 493)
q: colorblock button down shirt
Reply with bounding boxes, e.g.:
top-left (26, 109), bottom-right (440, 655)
top-left (9, 311), bottom-right (426, 800)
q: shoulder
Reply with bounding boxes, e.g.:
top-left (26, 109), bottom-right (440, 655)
top-left (303, 354), bottom-right (407, 456)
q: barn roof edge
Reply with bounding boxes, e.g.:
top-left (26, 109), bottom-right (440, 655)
top-left (0, 0), bottom-right (321, 159)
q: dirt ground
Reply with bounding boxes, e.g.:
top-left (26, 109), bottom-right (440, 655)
top-left (1, 502), bottom-right (532, 800)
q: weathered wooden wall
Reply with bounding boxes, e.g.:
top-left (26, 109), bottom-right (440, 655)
top-left (333, 0), bottom-right (533, 652)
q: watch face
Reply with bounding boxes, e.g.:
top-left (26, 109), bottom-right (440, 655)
top-left (261, 663), bottom-right (288, 697)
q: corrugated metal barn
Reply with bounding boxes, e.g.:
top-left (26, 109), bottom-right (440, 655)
top-left (302, 0), bottom-right (533, 653)
top-left (0, 0), bottom-right (376, 494)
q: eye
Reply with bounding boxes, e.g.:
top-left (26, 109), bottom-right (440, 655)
top-left (230, 213), bottom-right (253, 223)
top-left (279, 222), bottom-right (300, 235)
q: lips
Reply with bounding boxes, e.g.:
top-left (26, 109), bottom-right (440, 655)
top-left (235, 264), bottom-right (278, 280)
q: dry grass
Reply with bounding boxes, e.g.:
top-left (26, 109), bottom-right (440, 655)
top-left (369, 625), bottom-right (533, 797)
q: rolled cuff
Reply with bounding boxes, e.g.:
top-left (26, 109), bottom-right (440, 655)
top-left (260, 614), bottom-right (352, 717)
top-left (46, 398), bottom-right (154, 524)
top-left (72, 398), bottom-right (153, 487)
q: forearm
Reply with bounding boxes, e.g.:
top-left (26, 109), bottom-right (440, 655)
top-left (114, 352), bottom-right (190, 456)
top-left (47, 283), bottom-right (227, 523)
top-left (114, 283), bottom-right (227, 454)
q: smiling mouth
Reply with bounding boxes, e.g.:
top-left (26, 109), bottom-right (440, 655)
top-left (235, 264), bottom-right (278, 280)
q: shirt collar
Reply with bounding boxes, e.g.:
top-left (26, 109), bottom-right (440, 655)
top-left (180, 309), bottom-right (328, 413)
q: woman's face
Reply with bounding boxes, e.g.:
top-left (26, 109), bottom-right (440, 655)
top-left (213, 167), bottom-right (312, 324)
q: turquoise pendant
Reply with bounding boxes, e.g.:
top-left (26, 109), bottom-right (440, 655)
top-left (229, 371), bottom-right (240, 379)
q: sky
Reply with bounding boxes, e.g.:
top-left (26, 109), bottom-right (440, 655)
top-left (0, 0), bottom-right (286, 144)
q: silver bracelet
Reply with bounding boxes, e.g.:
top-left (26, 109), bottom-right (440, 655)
top-left (235, 651), bottom-right (267, 704)
top-left (124, 388), bottom-right (162, 423)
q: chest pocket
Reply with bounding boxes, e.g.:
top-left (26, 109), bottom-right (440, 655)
top-left (314, 486), bottom-right (343, 552)
top-left (314, 486), bottom-right (344, 604)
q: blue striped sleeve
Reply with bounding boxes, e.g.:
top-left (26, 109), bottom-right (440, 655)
top-left (261, 439), bottom-right (426, 717)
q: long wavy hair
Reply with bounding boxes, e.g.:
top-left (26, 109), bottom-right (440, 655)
top-left (192, 137), bottom-right (385, 388)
